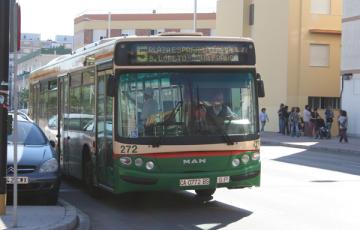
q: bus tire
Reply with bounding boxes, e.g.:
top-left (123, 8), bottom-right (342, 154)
top-left (83, 149), bottom-right (100, 197)
top-left (195, 189), bottom-right (216, 197)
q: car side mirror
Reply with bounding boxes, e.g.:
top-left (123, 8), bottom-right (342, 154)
top-left (49, 140), bottom-right (56, 148)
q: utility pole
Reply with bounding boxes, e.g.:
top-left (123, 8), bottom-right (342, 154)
top-left (108, 12), bottom-right (111, 38)
top-left (193, 0), bottom-right (197, 33)
top-left (0, 0), bottom-right (10, 215)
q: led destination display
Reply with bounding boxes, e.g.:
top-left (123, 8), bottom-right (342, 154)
top-left (115, 42), bottom-right (255, 65)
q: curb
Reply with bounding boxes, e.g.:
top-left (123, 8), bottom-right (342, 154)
top-left (74, 208), bottom-right (90, 230)
top-left (40, 199), bottom-right (78, 230)
top-left (261, 140), bottom-right (360, 155)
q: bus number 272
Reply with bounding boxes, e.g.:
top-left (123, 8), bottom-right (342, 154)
top-left (120, 145), bottom-right (138, 154)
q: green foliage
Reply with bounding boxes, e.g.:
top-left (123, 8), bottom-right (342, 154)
top-left (18, 88), bottom-right (29, 109)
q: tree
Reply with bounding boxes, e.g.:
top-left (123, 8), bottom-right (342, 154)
top-left (18, 88), bottom-right (29, 109)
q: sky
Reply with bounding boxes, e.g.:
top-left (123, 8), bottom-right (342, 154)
top-left (17, 0), bottom-right (217, 40)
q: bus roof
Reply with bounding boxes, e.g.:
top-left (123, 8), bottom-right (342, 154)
top-left (29, 34), bottom-right (254, 82)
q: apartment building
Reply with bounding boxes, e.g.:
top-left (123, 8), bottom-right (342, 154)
top-left (341, 0), bottom-right (360, 137)
top-left (217, 0), bottom-right (342, 133)
top-left (73, 12), bottom-right (216, 49)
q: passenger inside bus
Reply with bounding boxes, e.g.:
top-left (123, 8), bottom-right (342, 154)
top-left (140, 88), bottom-right (158, 135)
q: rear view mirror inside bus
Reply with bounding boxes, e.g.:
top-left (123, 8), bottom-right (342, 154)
top-left (106, 75), bottom-right (115, 97)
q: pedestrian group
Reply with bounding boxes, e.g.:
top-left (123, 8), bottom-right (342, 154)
top-left (260, 104), bottom-right (349, 143)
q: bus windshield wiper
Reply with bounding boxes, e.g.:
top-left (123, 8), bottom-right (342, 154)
top-left (151, 100), bottom-right (183, 147)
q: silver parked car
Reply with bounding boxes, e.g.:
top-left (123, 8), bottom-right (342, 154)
top-left (7, 114), bottom-right (61, 205)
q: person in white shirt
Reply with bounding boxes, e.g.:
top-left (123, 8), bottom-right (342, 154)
top-left (303, 105), bottom-right (312, 136)
top-left (259, 108), bottom-right (269, 132)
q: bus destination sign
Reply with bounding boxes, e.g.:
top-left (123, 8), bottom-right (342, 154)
top-left (115, 42), bottom-right (255, 66)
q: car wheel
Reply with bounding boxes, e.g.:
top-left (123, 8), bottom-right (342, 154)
top-left (195, 189), bottom-right (216, 197)
top-left (44, 191), bottom-right (59, 205)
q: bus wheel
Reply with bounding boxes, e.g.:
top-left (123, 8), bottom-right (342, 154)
top-left (195, 189), bottom-right (216, 197)
top-left (83, 152), bottom-right (99, 197)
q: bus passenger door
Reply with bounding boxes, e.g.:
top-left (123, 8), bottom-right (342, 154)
top-left (59, 76), bottom-right (70, 176)
top-left (96, 69), bottom-right (114, 187)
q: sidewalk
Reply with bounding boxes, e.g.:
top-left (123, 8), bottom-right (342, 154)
top-left (260, 132), bottom-right (360, 155)
top-left (0, 199), bottom-right (89, 230)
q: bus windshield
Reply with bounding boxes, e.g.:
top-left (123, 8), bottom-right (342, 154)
top-left (116, 70), bottom-right (257, 139)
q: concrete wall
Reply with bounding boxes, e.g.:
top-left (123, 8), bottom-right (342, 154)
top-left (341, 0), bottom-right (360, 137)
top-left (216, 0), bottom-right (342, 132)
top-left (251, 0), bottom-right (290, 132)
top-left (216, 0), bottom-right (245, 36)
top-left (341, 76), bottom-right (360, 137)
top-left (74, 13), bottom-right (216, 49)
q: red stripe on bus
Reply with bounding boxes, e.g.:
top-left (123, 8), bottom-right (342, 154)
top-left (113, 150), bottom-right (255, 159)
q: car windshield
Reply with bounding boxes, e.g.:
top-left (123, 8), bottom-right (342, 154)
top-left (8, 121), bottom-right (47, 145)
top-left (116, 70), bottom-right (256, 138)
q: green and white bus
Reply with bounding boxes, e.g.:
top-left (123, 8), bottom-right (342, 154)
top-left (29, 33), bottom-right (265, 197)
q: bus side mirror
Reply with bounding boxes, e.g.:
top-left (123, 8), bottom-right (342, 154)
top-left (256, 73), bottom-right (265, 98)
top-left (7, 115), bottom-right (13, 135)
top-left (106, 75), bottom-right (115, 97)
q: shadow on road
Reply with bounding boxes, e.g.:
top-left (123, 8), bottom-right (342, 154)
top-left (272, 147), bottom-right (360, 176)
top-left (62, 177), bottom-right (252, 230)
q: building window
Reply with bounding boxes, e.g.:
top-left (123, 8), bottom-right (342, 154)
top-left (308, 96), bottom-right (340, 109)
top-left (150, 29), bottom-right (165, 35)
top-left (249, 4), bottom-right (255, 25)
top-left (93, 29), bottom-right (107, 42)
top-left (309, 44), bottom-right (330, 67)
top-left (121, 29), bottom-right (135, 36)
top-left (180, 29), bottom-right (194, 33)
top-left (311, 0), bottom-right (331, 15)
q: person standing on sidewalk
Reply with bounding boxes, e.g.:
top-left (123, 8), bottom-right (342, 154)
top-left (289, 107), bottom-right (301, 137)
top-left (311, 107), bottom-right (321, 139)
top-left (259, 107), bottom-right (269, 132)
top-left (303, 105), bottom-right (312, 137)
top-left (325, 106), bottom-right (334, 138)
top-left (278, 103), bottom-right (285, 133)
top-left (338, 110), bottom-right (348, 143)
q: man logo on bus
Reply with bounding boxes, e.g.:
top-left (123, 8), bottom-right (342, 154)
top-left (183, 159), bottom-right (207, 165)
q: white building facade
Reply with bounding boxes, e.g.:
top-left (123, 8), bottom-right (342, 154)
top-left (341, 0), bottom-right (360, 137)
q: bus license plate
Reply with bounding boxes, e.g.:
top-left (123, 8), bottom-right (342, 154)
top-left (6, 176), bottom-right (29, 184)
top-left (179, 178), bottom-right (210, 187)
top-left (217, 176), bottom-right (230, 184)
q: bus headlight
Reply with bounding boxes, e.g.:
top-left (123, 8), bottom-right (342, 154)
top-left (120, 157), bottom-right (132, 166)
top-left (241, 154), bottom-right (250, 164)
top-left (145, 161), bottom-right (155, 170)
top-left (252, 152), bottom-right (260, 161)
top-left (135, 158), bottom-right (143, 167)
top-left (232, 158), bottom-right (240, 167)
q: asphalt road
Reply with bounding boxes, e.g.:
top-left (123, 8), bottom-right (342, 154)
top-left (60, 146), bottom-right (360, 230)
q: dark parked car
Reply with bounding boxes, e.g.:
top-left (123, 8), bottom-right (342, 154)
top-left (7, 115), bottom-right (61, 205)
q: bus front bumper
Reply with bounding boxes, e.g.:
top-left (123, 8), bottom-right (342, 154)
top-left (113, 164), bottom-right (261, 193)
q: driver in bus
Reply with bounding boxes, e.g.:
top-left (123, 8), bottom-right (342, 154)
top-left (205, 91), bottom-right (236, 133)
top-left (140, 88), bottom-right (158, 135)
